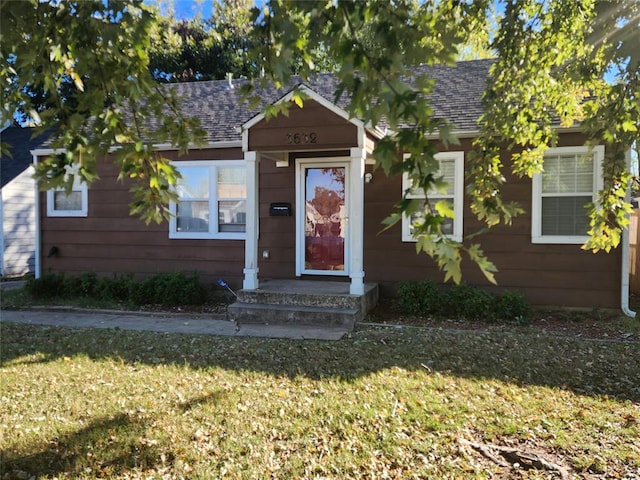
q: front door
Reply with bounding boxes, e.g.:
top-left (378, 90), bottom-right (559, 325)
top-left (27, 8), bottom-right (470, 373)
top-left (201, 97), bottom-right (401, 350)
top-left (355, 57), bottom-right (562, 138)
top-left (297, 160), bottom-right (349, 276)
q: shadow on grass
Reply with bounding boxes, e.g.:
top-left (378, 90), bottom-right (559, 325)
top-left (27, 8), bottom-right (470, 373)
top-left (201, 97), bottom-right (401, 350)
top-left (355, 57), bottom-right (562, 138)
top-left (1, 322), bottom-right (639, 403)
top-left (0, 392), bottom-right (221, 478)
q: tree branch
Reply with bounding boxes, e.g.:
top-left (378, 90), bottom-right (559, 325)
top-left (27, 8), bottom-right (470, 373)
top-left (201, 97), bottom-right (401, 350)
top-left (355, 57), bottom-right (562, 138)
top-left (460, 439), bottom-right (571, 480)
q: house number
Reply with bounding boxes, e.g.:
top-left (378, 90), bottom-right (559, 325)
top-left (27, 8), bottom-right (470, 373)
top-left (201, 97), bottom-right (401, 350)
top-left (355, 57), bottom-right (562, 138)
top-left (285, 132), bottom-right (318, 145)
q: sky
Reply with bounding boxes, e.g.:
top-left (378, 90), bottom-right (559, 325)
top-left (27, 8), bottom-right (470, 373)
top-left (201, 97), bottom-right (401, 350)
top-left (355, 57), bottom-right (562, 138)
top-left (149, 0), bottom-right (268, 20)
top-left (173, 1), bottom-right (212, 19)
top-left (148, 0), bottom-right (213, 20)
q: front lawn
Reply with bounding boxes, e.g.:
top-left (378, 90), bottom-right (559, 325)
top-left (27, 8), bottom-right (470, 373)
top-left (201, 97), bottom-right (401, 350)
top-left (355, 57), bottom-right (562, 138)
top-left (1, 322), bottom-right (638, 479)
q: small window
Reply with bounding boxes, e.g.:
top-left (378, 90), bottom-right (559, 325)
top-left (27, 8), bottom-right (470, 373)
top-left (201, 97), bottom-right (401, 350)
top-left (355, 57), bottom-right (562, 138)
top-left (46, 175), bottom-right (88, 217)
top-left (532, 146), bottom-right (604, 244)
top-left (170, 160), bottom-right (247, 240)
top-left (402, 151), bottom-right (464, 242)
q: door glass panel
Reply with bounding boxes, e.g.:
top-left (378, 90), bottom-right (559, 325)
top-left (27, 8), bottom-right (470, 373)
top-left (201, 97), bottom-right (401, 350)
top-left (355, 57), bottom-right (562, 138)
top-left (304, 166), bottom-right (346, 271)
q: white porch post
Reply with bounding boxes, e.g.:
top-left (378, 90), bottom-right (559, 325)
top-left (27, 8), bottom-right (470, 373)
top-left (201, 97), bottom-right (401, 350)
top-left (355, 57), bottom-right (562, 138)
top-left (243, 151), bottom-right (260, 290)
top-left (349, 147), bottom-right (366, 295)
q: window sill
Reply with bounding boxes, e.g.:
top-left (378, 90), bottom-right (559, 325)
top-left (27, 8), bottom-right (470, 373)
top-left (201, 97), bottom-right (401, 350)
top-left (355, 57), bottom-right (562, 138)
top-left (531, 235), bottom-right (589, 245)
top-left (46, 210), bottom-right (88, 217)
top-left (402, 234), bottom-right (463, 243)
top-left (169, 232), bottom-right (246, 240)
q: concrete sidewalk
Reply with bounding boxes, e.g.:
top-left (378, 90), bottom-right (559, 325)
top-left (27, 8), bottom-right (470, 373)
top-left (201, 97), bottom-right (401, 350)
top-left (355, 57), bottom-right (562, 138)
top-left (1, 309), bottom-right (350, 341)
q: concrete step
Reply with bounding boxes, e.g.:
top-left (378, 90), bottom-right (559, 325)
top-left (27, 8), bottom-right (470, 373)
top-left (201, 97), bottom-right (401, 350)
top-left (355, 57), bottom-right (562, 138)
top-left (237, 289), bottom-right (361, 309)
top-left (228, 280), bottom-right (379, 330)
top-left (228, 302), bottom-right (360, 328)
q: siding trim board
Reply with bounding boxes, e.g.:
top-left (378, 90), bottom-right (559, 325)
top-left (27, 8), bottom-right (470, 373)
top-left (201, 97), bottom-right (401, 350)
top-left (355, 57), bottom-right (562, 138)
top-left (31, 141), bottom-right (243, 157)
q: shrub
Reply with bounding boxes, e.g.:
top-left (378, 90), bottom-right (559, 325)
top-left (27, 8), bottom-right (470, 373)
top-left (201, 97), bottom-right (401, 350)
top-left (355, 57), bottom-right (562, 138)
top-left (396, 280), bottom-right (441, 316)
top-left (395, 280), bottom-right (532, 323)
top-left (131, 272), bottom-right (207, 306)
top-left (63, 272), bottom-right (98, 298)
top-left (97, 274), bottom-right (137, 303)
top-left (492, 291), bottom-right (532, 323)
top-left (442, 283), bottom-right (494, 321)
top-left (23, 271), bottom-right (208, 307)
top-left (25, 273), bottom-right (66, 299)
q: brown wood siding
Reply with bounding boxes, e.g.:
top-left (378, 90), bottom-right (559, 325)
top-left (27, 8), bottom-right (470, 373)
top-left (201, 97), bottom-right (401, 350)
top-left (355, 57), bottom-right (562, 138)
top-left (363, 135), bottom-right (621, 309)
top-left (39, 148), bottom-right (246, 288)
top-left (38, 130), bottom-right (622, 309)
top-left (257, 155), bottom-right (297, 277)
top-left (248, 100), bottom-right (358, 151)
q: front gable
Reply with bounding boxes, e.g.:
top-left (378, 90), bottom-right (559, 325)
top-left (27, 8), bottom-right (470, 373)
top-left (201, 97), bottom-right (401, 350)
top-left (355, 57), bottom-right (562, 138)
top-left (243, 86), bottom-right (364, 152)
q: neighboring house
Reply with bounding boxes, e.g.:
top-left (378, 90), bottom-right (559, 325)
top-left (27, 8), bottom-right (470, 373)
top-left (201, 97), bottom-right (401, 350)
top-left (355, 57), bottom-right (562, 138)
top-left (0, 126), bottom-right (47, 278)
top-left (31, 59), bottom-right (632, 312)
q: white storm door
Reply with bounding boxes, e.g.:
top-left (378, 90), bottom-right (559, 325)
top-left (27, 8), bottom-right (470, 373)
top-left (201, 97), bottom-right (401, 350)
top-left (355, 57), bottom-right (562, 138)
top-left (296, 160), bottom-right (350, 276)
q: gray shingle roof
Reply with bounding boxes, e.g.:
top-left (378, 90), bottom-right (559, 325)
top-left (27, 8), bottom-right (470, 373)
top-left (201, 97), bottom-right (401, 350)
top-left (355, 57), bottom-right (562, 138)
top-left (33, 59), bottom-right (493, 149)
top-left (0, 127), bottom-right (49, 188)
top-left (168, 58), bottom-right (493, 143)
top-left (414, 60), bottom-right (492, 132)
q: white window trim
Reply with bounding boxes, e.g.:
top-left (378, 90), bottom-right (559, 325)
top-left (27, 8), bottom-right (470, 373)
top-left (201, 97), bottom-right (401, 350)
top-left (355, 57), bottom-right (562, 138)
top-left (531, 145), bottom-right (604, 244)
top-left (169, 160), bottom-right (247, 240)
top-left (401, 151), bottom-right (464, 242)
top-left (46, 183), bottom-right (88, 217)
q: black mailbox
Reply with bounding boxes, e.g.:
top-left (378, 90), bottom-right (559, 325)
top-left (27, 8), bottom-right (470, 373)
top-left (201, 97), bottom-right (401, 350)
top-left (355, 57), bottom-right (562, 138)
top-left (269, 203), bottom-right (292, 216)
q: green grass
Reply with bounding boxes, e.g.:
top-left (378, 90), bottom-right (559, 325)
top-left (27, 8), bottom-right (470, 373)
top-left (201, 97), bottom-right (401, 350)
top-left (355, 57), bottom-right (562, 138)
top-left (1, 322), bottom-right (639, 479)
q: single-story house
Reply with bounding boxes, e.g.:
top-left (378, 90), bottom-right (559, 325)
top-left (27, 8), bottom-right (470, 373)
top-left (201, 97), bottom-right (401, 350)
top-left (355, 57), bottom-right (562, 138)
top-left (31, 59), bottom-right (634, 319)
top-left (1, 125), bottom-right (48, 278)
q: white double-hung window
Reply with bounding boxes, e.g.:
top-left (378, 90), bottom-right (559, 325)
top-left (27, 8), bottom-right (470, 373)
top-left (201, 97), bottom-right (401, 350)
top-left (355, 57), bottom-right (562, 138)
top-left (401, 151), bottom-right (464, 242)
top-left (169, 160), bottom-right (247, 240)
top-left (531, 145), bottom-right (604, 244)
top-left (46, 171), bottom-right (88, 217)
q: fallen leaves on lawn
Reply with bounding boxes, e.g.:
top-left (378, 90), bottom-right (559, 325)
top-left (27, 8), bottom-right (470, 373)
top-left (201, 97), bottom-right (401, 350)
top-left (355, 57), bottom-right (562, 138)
top-left (1, 323), bottom-right (639, 479)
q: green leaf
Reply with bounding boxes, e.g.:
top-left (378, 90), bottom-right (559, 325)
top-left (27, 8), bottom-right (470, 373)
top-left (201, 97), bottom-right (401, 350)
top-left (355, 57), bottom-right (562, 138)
top-left (467, 243), bottom-right (498, 285)
top-left (434, 200), bottom-right (455, 219)
top-left (439, 123), bottom-right (460, 147)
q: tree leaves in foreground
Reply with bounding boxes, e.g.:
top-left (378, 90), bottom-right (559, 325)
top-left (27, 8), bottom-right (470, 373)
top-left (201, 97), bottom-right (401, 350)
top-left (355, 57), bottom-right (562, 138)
top-left (2, 0), bottom-right (638, 284)
top-left (245, 0), bottom-right (639, 283)
top-left (470, 0), bottom-right (640, 254)
top-left (147, 0), bottom-right (260, 83)
top-left (1, 0), bottom-right (205, 223)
